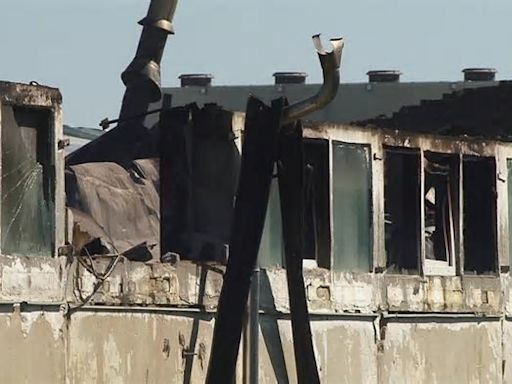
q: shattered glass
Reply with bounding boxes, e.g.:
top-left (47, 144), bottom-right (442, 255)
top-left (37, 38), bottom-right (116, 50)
top-left (332, 142), bottom-right (372, 272)
top-left (1, 105), bottom-right (54, 256)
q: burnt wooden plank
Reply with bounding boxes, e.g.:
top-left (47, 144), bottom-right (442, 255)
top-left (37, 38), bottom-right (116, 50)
top-left (159, 105), bottom-right (193, 259)
top-left (278, 121), bottom-right (321, 384)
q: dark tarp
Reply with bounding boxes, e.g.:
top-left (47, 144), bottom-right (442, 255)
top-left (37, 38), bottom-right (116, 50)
top-left (66, 159), bottom-right (160, 258)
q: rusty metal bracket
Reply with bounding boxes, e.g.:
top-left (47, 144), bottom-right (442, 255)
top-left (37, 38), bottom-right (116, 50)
top-left (283, 35), bottom-right (344, 124)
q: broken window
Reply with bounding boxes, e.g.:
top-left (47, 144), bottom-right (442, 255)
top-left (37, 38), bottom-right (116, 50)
top-left (384, 148), bottom-right (420, 273)
top-left (1, 105), bottom-right (54, 256)
top-left (332, 142), bottom-right (372, 272)
top-left (463, 156), bottom-right (497, 274)
top-left (423, 152), bottom-right (458, 275)
top-left (384, 148), bottom-right (498, 276)
top-left (303, 139), bottom-right (330, 268)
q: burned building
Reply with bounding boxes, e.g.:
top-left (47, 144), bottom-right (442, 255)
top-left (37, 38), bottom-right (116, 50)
top-left (3, 74), bottom-right (512, 383)
top-left (3, 0), bottom-right (512, 383)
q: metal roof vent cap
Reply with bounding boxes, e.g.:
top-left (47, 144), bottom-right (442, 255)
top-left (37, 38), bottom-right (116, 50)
top-left (273, 72), bottom-right (308, 85)
top-left (462, 68), bottom-right (497, 82)
top-left (179, 74), bottom-right (213, 87)
top-left (367, 70), bottom-right (401, 83)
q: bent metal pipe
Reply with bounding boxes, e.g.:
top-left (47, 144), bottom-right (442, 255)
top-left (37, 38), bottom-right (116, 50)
top-left (283, 35), bottom-right (344, 125)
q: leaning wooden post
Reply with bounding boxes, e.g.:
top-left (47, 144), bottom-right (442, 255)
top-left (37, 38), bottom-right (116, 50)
top-left (278, 121), bottom-right (321, 384)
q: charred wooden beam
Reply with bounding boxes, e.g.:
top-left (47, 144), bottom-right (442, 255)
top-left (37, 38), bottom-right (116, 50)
top-left (278, 121), bottom-right (321, 384)
top-left (159, 102), bottom-right (193, 261)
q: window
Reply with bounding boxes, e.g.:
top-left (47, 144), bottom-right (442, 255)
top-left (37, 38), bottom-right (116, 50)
top-left (422, 152), bottom-right (458, 275)
top-left (258, 175), bottom-right (284, 269)
top-left (1, 105), bottom-right (54, 256)
top-left (463, 156), bottom-right (497, 274)
top-left (332, 142), bottom-right (372, 272)
top-left (303, 139), bottom-right (330, 268)
top-left (384, 148), bottom-right (420, 273)
top-left (384, 149), bottom-right (458, 275)
top-left (259, 140), bottom-right (331, 270)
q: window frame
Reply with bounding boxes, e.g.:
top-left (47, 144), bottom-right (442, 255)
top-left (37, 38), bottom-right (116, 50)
top-left (498, 144), bottom-right (512, 272)
top-left (383, 133), bottom-right (500, 277)
top-left (383, 146), bottom-right (422, 274)
top-left (0, 90), bottom-right (64, 258)
top-left (270, 125), bottom-right (504, 277)
top-left (304, 126), bottom-right (382, 273)
top-left (302, 138), bottom-right (331, 270)
top-left (420, 150), bottom-right (459, 277)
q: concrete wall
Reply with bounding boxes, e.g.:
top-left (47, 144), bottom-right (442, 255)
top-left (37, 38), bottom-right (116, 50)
top-left (1, 81), bottom-right (511, 383)
top-left (0, 256), bottom-right (511, 383)
top-left (0, 304), bottom-right (509, 383)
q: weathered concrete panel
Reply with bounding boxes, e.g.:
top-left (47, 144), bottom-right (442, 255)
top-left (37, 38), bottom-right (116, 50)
top-left (384, 275), bottom-right (502, 314)
top-left (332, 273), bottom-right (381, 313)
top-left (258, 316), bottom-right (377, 384)
top-left (67, 311), bottom-right (215, 384)
top-left (502, 319), bottom-right (512, 384)
top-left (501, 275), bottom-right (512, 317)
top-left (380, 318), bottom-right (502, 384)
top-left (0, 309), bottom-right (65, 384)
top-left (0, 256), bottom-right (64, 302)
top-left (311, 319), bottom-right (378, 384)
top-left (0, 306), bottom-right (509, 383)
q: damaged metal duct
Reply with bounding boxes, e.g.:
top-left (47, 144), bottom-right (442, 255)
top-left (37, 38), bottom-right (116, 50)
top-left (66, 0), bottom-right (178, 166)
top-left (118, 0), bottom-right (179, 126)
top-left (282, 35), bottom-right (344, 124)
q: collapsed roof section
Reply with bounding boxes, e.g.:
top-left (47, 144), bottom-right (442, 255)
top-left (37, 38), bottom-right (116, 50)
top-left (357, 81), bottom-right (512, 140)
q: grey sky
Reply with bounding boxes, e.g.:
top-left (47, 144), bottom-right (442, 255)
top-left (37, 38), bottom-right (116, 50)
top-left (0, 0), bottom-right (510, 127)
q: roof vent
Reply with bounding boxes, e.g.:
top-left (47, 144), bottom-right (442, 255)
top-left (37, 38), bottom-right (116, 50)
top-left (367, 70), bottom-right (401, 83)
top-left (179, 74), bottom-right (213, 87)
top-left (273, 72), bottom-right (307, 85)
top-left (462, 68), bottom-right (496, 82)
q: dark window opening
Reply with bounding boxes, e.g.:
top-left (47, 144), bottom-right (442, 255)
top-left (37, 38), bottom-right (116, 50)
top-left (423, 152), bottom-right (458, 264)
top-left (303, 139), bottom-right (330, 268)
top-left (160, 108), bottom-right (240, 263)
top-left (384, 148), bottom-right (420, 272)
top-left (1, 105), bottom-right (54, 256)
top-left (463, 156), bottom-right (497, 274)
